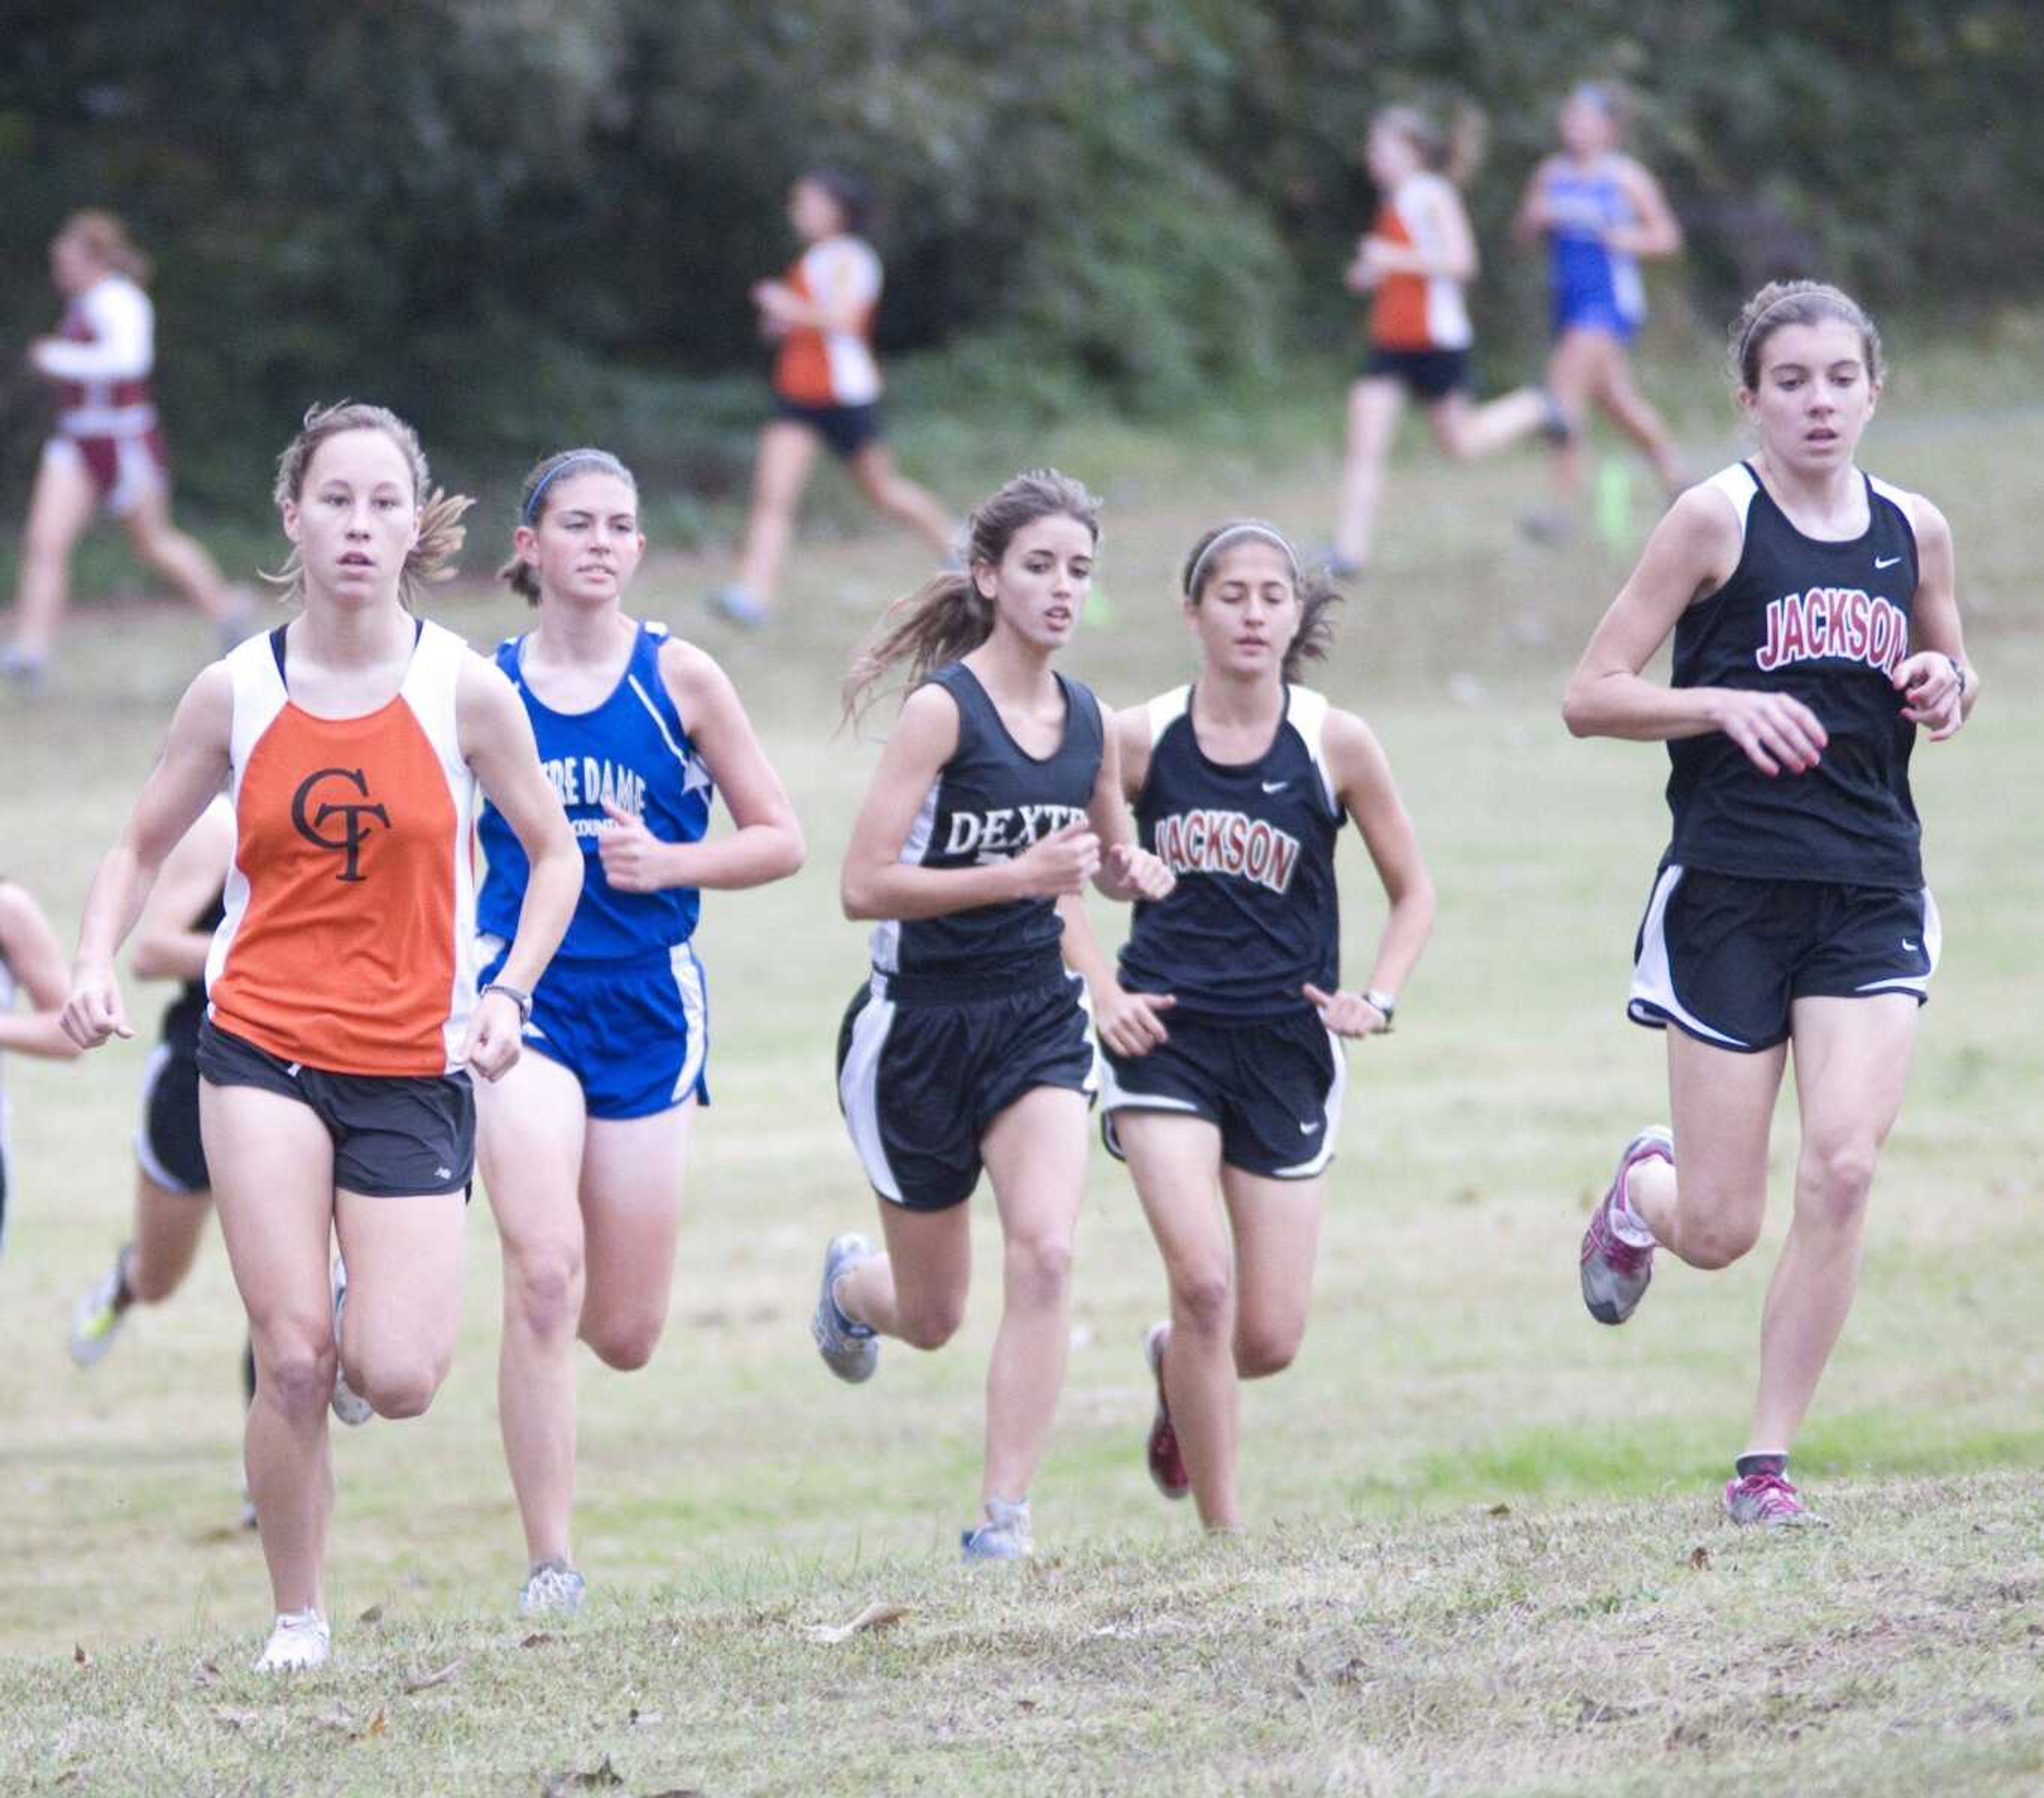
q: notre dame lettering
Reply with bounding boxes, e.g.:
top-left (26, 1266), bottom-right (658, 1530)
top-left (291, 767), bottom-right (390, 883)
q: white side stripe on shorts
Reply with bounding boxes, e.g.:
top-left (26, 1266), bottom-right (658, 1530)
top-left (669, 944), bottom-right (710, 1102)
top-left (1272, 1029), bottom-right (1348, 1180)
top-left (838, 983), bottom-right (904, 1204)
top-left (1627, 864), bottom-right (1751, 1049)
top-left (1855, 886), bottom-right (1942, 996)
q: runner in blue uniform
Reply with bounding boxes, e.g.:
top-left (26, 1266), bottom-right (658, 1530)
top-left (1513, 84), bottom-right (1686, 529)
top-left (476, 449), bottom-right (804, 1613)
top-left (1566, 283), bottom-right (1977, 1528)
top-left (1060, 522), bottom-right (1435, 1532)
top-left (810, 468), bottom-right (1173, 1561)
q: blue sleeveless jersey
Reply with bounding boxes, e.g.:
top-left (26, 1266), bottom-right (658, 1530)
top-left (1542, 157), bottom-right (1645, 340)
top-left (871, 663), bottom-right (1102, 981)
top-left (476, 621), bottom-right (714, 961)
top-left (1117, 684), bottom-right (1345, 1020)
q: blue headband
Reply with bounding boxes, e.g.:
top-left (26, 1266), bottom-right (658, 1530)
top-left (522, 452), bottom-right (616, 524)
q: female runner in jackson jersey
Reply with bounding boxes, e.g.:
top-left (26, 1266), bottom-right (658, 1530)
top-left (1565, 283), bottom-right (1977, 1528)
top-left (1331, 107), bottom-right (1567, 576)
top-left (708, 168), bottom-right (955, 626)
top-left (810, 468), bottom-right (1173, 1561)
top-left (62, 402), bottom-right (581, 1671)
top-left (1060, 523), bottom-right (1434, 1532)
top-left (476, 448), bottom-right (804, 1615)
top-left (1512, 84), bottom-right (1686, 527)
top-left (4, 210), bottom-right (248, 685)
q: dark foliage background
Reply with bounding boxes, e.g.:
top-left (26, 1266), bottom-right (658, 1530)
top-left (4, 1), bottom-right (2039, 510)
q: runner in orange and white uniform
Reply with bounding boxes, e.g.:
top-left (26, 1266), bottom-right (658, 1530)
top-left (1330, 110), bottom-right (1568, 576)
top-left (707, 168), bottom-right (955, 627)
top-left (4, 211), bottom-right (248, 687)
top-left (61, 402), bottom-right (581, 1676)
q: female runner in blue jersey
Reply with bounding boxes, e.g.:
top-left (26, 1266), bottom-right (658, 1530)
top-left (1512, 84), bottom-right (1686, 527)
top-left (476, 449), bottom-right (805, 1612)
top-left (811, 468), bottom-right (1174, 1561)
top-left (1060, 523), bottom-right (1435, 1532)
top-left (1566, 282), bottom-right (1976, 1527)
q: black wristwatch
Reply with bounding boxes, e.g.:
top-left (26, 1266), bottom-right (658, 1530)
top-left (481, 981), bottom-right (533, 1026)
top-left (1363, 987), bottom-right (1398, 1030)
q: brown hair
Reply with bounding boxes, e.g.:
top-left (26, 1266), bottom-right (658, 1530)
top-left (55, 210), bottom-right (152, 284)
top-left (498, 448), bottom-right (638, 604)
top-left (842, 468), bottom-right (1101, 725)
top-left (1730, 280), bottom-right (1885, 391)
top-left (1375, 103), bottom-right (1487, 188)
top-left (1180, 521), bottom-right (1341, 683)
top-left (265, 402), bottom-right (473, 611)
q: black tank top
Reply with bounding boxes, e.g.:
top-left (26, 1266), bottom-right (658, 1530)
top-left (870, 663), bottom-right (1103, 983)
top-left (1118, 684), bottom-right (1344, 1020)
top-left (160, 886), bottom-right (227, 1051)
top-left (1666, 461), bottom-right (1922, 888)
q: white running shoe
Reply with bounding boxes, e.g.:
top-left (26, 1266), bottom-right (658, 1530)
top-left (960, 1497), bottom-right (1033, 1562)
top-left (69, 1246), bottom-right (134, 1367)
top-left (329, 1260), bottom-right (373, 1427)
top-left (253, 1607), bottom-right (330, 1673)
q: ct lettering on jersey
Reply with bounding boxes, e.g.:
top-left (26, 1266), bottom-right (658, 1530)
top-left (291, 767), bottom-right (389, 884)
top-left (943, 804), bottom-right (1089, 861)
top-left (1755, 587), bottom-right (1908, 676)
top-left (1152, 810), bottom-right (1301, 896)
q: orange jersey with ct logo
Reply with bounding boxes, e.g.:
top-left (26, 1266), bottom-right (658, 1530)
top-left (205, 621), bottom-right (479, 1076)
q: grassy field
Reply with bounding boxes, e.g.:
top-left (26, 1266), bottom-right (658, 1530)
top-left (1, 394), bottom-right (2040, 1795)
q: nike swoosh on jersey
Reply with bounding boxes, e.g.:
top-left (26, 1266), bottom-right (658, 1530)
top-left (1261, 780), bottom-right (1289, 794)
top-left (1875, 555), bottom-right (1903, 569)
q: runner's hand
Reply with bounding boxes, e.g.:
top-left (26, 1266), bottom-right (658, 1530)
top-left (1304, 983), bottom-right (1387, 1039)
top-left (1893, 651), bottom-right (1965, 739)
top-left (1009, 821), bottom-right (1100, 898)
top-left (1107, 842), bottom-right (1176, 902)
top-left (598, 798), bottom-right (669, 893)
top-left (61, 961), bottom-right (130, 1049)
top-left (1095, 985), bottom-right (1174, 1058)
top-left (463, 987), bottom-right (523, 1083)
top-left (1712, 688), bottom-right (1826, 777)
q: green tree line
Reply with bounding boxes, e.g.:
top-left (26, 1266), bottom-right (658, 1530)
top-left (5, 0), bottom-right (2039, 511)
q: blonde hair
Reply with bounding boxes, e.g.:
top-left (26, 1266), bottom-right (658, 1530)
top-left (1375, 103), bottom-right (1488, 188)
top-left (842, 468), bottom-right (1101, 725)
top-left (55, 210), bottom-right (152, 284)
top-left (1180, 521), bottom-right (1342, 683)
top-left (1730, 280), bottom-right (1885, 391)
top-left (498, 448), bottom-right (639, 604)
top-left (264, 402), bottom-right (472, 611)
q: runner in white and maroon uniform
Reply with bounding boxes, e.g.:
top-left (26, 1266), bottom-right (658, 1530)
top-left (4, 211), bottom-right (249, 686)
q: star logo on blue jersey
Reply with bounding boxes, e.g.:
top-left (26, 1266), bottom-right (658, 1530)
top-left (681, 753), bottom-right (714, 799)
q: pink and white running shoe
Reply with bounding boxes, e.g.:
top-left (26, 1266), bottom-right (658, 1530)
top-left (1724, 1469), bottom-right (1827, 1528)
top-left (1143, 1323), bottom-right (1190, 1502)
top-left (1578, 1126), bottom-right (1674, 1326)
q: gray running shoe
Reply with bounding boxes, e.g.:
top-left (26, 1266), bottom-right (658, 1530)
top-left (69, 1245), bottom-right (134, 1367)
top-left (961, 1497), bottom-right (1033, 1562)
top-left (812, 1233), bottom-right (879, 1384)
top-left (1724, 1470), bottom-right (1828, 1529)
top-left (706, 584), bottom-right (768, 629)
top-left (518, 1557), bottom-right (587, 1615)
top-left (1579, 1126), bottom-right (1674, 1326)
top-left (329, 1260), bottom-right (373, 1427)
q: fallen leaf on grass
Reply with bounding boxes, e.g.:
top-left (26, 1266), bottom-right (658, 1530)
top-left (403, 1655), bottom-right (466, 1694)
top-left (190, 1658), bottom-right (220, 1688)
top-left (543, 1756), bottom-right (623, 1795)
top-left (520, 1632), bottom-right (556, 1649)
top-left (358, 1604), bottom-right (384, 1625)
top-left (72, 1645), bottom-right (90, 1669)
top-left (803, 1600), bottom-right (910, 1644)
top-left (1688, 1546), bottom-right (1712, 1571)
top-left (1486, 1503), bottom-right (1512, 1518)
top-left (368, 1709), bottom-right (387, 1738)
top-left (192, 1524), bottom-right (246, 1546)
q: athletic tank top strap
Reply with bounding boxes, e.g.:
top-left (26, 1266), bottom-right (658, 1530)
top-left (1703, 460), bottom-right (1762, 537)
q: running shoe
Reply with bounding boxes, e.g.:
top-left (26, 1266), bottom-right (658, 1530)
top-left (960, 1497), bottom-right (1033, 1562)
top-left (1143, 1322), bottom-right (1190, 1501)
top-left (705, 584), bottom-right (768, 629)
top-left (811, 1233), bottom-right (879, 1384)
top-left (1578, 1126), bottom-right (1674, 1326)
top-left (253, 1608), bottom-right (330, 1673)
top-left (517, 1557), bottom-right (587, 1616)
top-left (329, 1260), bottom-right (373, 1427)
top-left (68, 1245), bottom-right (134, 1367)
top-left (1724, 1469), bottom-right (1827, 1529)
top-left (1536, 386), bottom-right (1576, 446)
